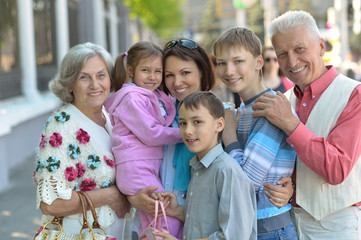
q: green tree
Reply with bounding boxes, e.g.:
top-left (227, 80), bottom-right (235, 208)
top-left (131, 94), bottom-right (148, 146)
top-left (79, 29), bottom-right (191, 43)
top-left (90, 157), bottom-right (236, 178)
top-left (122, 0), bottom-right (184, 39)
top-left (199, 0), bottom-right (222, 53)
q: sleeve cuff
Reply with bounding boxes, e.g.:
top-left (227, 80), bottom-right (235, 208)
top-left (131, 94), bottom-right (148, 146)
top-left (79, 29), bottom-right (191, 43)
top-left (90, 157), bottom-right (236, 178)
top-left (287, 123), bottom-right (314, 152)
top-left (224, 141), bottom-right (241, 153)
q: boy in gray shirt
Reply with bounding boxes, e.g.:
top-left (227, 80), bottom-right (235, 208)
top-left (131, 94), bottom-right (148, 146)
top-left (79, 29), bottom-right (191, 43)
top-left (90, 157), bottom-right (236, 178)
top-left (153, 92), bottom-right (257, 240)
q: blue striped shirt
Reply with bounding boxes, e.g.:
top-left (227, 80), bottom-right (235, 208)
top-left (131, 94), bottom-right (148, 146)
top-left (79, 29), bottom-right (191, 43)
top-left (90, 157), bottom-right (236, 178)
top-left (225, 89), bottom-right (296, 220)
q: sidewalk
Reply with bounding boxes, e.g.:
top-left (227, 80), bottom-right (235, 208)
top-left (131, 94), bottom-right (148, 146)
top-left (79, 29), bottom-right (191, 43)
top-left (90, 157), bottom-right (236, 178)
top-left (0, 156), bottom-right (41, 240)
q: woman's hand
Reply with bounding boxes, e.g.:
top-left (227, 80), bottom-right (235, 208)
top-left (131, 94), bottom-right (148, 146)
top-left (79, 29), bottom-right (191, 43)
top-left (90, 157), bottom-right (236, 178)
top-left (264, 177), bottom-right (294, 207)
top-left (127, 186), bottom-right (158, 215)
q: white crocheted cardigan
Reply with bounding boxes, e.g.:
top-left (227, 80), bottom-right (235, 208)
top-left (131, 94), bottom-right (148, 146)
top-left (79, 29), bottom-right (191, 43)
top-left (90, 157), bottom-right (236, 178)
top-left (34, 104), bottom-right (116, 227)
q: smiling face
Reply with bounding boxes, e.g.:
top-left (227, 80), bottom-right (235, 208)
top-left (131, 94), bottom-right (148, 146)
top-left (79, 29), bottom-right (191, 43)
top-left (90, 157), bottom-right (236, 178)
top-left (164, 55), bottom-right (202, 101)
top-left (128, 56), bottom-right (163, 92)
top-left (71, 55), bottom-right (111, 113)
top-left (215, 47), bottom-right (264, 101)
top-left (178, 104), bottom-right (224, 160)
top-left (272, 25), bottom-right (327, 92)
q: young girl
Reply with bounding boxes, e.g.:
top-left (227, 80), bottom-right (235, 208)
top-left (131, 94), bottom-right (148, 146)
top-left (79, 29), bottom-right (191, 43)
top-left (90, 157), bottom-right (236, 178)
top-left (104, 41), bottom-right (183, 238)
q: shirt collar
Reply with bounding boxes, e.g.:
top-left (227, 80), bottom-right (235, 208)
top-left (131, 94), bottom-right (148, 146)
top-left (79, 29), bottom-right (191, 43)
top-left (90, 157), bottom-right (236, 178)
top-left (294, 65), bottom-right (338, 98)
top-left (189, 143), bottom-right (224, 169)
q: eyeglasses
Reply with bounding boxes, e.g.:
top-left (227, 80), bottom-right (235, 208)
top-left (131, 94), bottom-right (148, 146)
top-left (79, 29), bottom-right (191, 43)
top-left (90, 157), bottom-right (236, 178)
top-left (265, 57), bottom-right (278, 63)
top-left (165, 39), bottom-right (198, 50)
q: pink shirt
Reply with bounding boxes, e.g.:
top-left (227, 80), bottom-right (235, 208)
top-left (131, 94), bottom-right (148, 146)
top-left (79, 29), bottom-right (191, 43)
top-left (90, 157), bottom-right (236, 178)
top-left (287, 66), bottom-right (361, 206)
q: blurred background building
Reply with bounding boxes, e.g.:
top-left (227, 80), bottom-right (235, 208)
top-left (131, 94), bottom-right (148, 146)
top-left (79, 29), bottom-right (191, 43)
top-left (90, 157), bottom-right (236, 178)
top-left (1, 0), bottom-right (361, 192)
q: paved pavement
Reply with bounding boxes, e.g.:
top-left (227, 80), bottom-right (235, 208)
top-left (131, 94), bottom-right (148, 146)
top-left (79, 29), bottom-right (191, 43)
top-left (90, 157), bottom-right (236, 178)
top-left (0, 156), bottom-right (42, 240)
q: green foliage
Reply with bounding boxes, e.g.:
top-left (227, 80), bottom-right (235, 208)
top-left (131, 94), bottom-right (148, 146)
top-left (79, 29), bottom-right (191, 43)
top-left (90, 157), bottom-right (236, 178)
top-left (122, 0), bottom-right (184, 39)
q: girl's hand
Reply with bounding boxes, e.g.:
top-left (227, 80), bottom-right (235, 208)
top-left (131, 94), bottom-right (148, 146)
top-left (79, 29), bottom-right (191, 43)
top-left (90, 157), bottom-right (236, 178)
top-left (152, 231), bottom-right (179, 240)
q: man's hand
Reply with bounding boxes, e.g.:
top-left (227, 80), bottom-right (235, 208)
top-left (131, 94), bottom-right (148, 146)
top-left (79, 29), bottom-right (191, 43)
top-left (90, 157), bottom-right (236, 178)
top-left (252, 92), bottom-right (299, 136)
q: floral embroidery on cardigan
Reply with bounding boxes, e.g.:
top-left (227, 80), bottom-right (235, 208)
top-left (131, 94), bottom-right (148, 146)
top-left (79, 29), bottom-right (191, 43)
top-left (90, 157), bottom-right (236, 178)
top-left (55, 111), bottom-right (70, 123)
top-left (39, 135), bottom-right (47, 149)
top-left (65, 166), bottom-right (77, 182)
top-left (80, 178), bottom-right (96, 191)
top-left (104, 156), bottom-right (115, 168)
top-left (67, 144), bottom-right (80, 159)
top-left (45, 156), bottom-right (60, 172)
top-left (49, 132), bottom-right (62, 147)
top-left (76, 162), bottom-right (86, 177)
top-left (76, 128), bottom-right (90, 144)
top-left (87, 154), bottom-right (101, 169)
top-left (36, 159), bottom-right (46, 173)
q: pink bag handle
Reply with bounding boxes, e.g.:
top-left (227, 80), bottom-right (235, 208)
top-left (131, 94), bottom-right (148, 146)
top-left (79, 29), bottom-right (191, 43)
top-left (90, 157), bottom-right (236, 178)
top-left (149, 200), bottom-right (169, 231)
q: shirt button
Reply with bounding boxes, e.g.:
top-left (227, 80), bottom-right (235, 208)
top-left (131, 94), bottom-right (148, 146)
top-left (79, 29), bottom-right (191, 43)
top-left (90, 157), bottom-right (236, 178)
top-left (182, 193), bottom-right (187, 199)
top-left (302, 103), bottom-right (307, 107)
top-left (195, 172), bottom-right (199, 176)
top-left (186, 214), bottom-right (189, 218)
top-left (312, 95), bottom-right (316, 99)
top-left (291, 144), bottom-right (294, 148)
top-left (190, 192), bottom-right (193, 196)
top-left (183, 236), bottom-right (186, 240)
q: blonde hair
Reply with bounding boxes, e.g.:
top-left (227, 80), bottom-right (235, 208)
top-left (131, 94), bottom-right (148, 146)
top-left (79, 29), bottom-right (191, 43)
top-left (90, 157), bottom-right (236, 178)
top-left (213, 27), bottom-right (262, 58)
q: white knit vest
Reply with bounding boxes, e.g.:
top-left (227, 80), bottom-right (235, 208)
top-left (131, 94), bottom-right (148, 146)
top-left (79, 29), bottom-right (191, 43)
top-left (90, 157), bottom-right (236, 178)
top-left (286, 74), bottom-right (361, 220)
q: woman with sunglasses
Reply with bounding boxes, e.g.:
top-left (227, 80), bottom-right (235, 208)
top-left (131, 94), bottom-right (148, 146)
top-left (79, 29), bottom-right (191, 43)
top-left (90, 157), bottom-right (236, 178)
top-left (262, 47), bottom-right (294, 93)
top-left (127, 39), bottom-right (215, 238)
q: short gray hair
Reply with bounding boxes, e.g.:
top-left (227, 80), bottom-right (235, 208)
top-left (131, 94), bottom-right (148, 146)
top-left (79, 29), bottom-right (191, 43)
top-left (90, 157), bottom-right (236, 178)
top-left (49, 42), bottom-right (113, 103)
top-left (269, 10), bottom-right (320, 40)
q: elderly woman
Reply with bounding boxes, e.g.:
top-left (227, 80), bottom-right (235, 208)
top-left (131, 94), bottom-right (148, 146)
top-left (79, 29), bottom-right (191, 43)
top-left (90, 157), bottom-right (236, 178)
top-left (34, 42), bottom-right (129, 238)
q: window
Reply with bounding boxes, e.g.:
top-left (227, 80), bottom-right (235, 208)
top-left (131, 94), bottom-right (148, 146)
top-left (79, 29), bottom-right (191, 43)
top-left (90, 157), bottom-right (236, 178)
top-left (0, 0), bottom-right (21, 100)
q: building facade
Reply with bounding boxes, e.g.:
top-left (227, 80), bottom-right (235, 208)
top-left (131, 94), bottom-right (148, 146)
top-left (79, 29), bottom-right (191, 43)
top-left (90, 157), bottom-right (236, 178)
top-left (0, 0), bottom-right (159, 192)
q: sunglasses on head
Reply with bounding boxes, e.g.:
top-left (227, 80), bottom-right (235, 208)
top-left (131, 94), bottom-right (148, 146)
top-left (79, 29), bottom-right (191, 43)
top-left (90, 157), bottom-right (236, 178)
top-left (265, 57), bottom-right (278, 63)
top-left (165, 39), bottom-right (198, 50)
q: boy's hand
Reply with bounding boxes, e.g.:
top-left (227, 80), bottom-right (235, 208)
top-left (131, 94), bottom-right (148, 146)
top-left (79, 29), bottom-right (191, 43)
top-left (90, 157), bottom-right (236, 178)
top-left (222, 107), bottom-right (240, 147)
top-left (152, 231), bottom-right (178, 240)
top-left (264, 177), bottom-right (294, 207)
top-left (158, 191), bottom-right (185, 222)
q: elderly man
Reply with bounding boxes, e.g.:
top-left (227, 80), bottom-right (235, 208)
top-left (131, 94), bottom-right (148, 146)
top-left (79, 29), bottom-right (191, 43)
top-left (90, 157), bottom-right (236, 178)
top-left (253, 10), bottom-right (361, 239)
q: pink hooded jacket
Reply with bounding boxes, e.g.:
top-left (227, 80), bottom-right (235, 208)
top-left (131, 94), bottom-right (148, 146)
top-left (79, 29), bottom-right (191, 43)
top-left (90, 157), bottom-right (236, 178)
top-left (104, 83), bottom-right (182, 164)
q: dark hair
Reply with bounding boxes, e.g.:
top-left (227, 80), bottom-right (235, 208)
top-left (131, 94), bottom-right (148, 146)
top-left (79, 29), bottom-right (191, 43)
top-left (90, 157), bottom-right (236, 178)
top-left (179, 91), bottom-right (224, 140)
top-left (262, 47), bottom-right (284, 77)
top-left (112, 41), bottom-right (163, 91)
top-left (162, 40), bottom-right (215, 95)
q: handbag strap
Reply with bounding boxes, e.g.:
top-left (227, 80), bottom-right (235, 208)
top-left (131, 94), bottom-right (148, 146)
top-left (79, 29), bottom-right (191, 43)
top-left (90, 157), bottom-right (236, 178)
top-left (149, 200), bottom-right (169, 232)
top-left (77, 191), bottom-right (92, 231)
top-left (158, 201), bottom-right (169, 232)
top-left (78, 191), bottom-right (107, 235)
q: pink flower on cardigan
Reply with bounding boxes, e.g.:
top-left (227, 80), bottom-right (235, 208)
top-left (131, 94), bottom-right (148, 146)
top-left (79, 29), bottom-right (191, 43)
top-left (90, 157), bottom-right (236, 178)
top-left (49, 132), bottom-right (63, 147)
top-left (104, 156), bottom-right (115, 168)
top-left (76, 129), bottom-right (90, 144)
top-left (39, 134), bottom-right (47, 149)
top-left (76, 162), bottom-right (85, 177)
top-left (80, 178), bottom-right (96, 191)
top-left (65, 166), bottom-right (77, 182)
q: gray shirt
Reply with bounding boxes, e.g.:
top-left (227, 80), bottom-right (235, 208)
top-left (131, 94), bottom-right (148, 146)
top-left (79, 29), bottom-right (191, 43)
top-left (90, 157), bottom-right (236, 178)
top-left (183, 144), bottom-right (257, 240)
